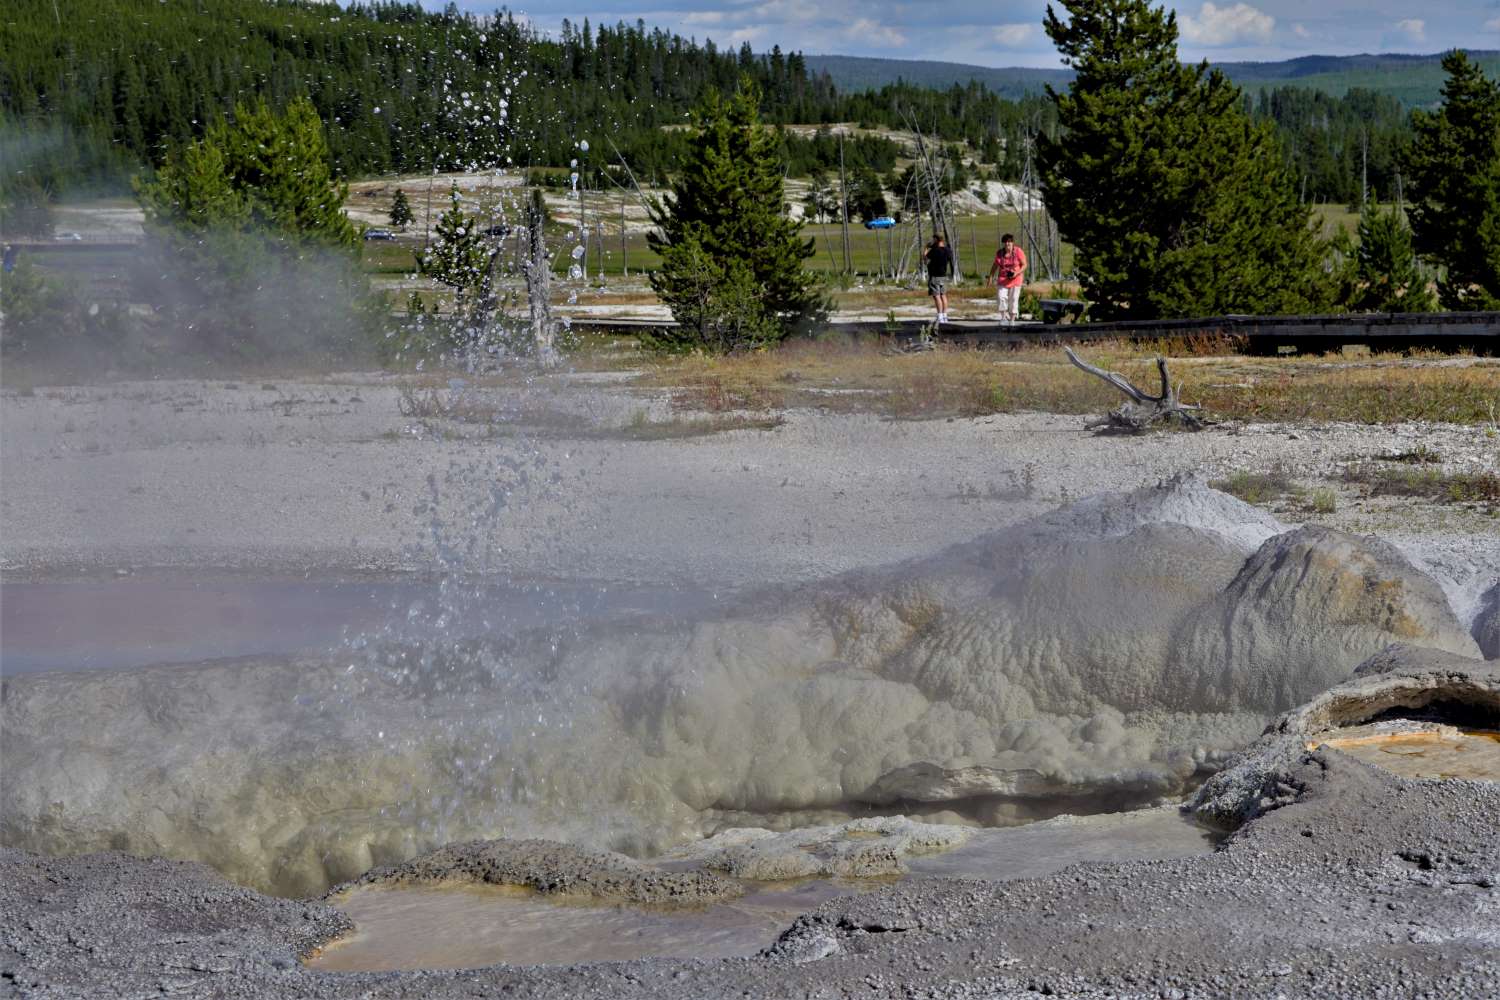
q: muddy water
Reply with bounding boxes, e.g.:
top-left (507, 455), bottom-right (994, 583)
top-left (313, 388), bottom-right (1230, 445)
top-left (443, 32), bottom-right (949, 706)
top-left (0, 577), bottom-right (724, 674)
top-left (310, 880), bottom-right (861, 971)
top-left (307, 808), bottom-right (1217, 972)
top-left (1314, 727), bottom-right (1500, 782)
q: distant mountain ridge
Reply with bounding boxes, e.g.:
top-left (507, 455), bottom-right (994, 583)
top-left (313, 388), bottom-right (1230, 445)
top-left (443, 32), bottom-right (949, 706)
top-left (804, 50), bottom-right (1500, 106)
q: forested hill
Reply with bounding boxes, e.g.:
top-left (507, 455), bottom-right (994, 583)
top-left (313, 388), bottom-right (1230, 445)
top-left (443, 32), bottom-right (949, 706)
top-left (805, 50), bottom-right (1500, 107)
top-left (802, 57), bottom-right (1070, 101)
top-left (0, 0), bottom-right (1047, 191)
top-left (0, 0), bottom-right (1433, 205)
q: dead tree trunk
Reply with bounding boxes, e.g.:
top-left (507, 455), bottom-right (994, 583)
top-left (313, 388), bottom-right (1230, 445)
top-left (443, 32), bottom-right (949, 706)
top-left (467, 243), bottom-right (505, 368)
top-left (1064, 347), bottom-right (1205, 433)
top-left (524, 191), bottom-right (559, 369)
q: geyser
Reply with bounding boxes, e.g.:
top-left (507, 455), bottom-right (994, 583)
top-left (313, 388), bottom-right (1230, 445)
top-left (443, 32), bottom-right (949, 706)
top-left (0, 478), bottom-right (1481, 896)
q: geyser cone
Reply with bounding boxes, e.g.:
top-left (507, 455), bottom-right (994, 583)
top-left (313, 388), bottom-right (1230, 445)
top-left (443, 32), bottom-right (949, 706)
top-left (0, 480), bottom-right (1480, 895)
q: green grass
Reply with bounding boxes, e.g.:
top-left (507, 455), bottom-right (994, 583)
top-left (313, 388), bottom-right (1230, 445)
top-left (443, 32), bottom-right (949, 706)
top-left (1340, 464), bottom-right (1500, 506)
top-left (360, 202), bottom-right (1358, 284)
top-left (1210, 467), bottom-right (1301, 505)
top-left (800, 212), bottom-right (1079, 278)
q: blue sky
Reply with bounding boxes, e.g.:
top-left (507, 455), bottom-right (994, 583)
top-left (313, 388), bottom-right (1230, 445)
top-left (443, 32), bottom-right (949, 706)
top-left (428, 2), bottom-right (1500, 67)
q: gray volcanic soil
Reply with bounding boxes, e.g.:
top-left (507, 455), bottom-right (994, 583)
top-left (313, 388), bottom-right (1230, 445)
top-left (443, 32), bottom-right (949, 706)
top-left (6, 650), bottom-right (1498, 998)
top-left (4, 376), bottom-right (1498, 997)
top-left (4, 374), bottom-right (1497, 589)
top-left (4, 735), bottom-right (1497, 998)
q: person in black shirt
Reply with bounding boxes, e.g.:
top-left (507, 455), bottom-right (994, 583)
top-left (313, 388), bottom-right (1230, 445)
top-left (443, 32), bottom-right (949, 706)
top-left (922, 235), bottom-right (953, 323)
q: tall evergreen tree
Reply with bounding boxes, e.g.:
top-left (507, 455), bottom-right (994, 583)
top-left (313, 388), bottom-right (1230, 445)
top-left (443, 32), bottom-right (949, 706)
top-left (132, 98), bottom-right (375, 361)
top-left (1404, 51), bottom-right (1500, 311)
top-left (803, 170), bottom-right (836, 223)
top-left (418, 188), bottom-right (488, 311)
top-left (1349, 206), bottom-right (1436, 312)
top-left (0, 177), bottom-right (56, 239)
top-left (850, 167), bottom-right (888, 222)
top-left (1038, 0), bottom-right (1331, 320)
top-left (647, 84), bottom-right (825, 350)
top-left (389, 189), bottom-right (414, 228)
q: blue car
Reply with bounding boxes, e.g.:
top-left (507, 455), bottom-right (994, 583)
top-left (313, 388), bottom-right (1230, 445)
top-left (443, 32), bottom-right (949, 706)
top-left (863, 216), bottom-right (896, 230)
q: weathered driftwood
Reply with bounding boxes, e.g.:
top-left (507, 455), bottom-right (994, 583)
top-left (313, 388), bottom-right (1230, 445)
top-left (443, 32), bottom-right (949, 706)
top-left (523, 192), bottom-right (559, 369)
top-left (1064, 346), bottom-right (1205, 433)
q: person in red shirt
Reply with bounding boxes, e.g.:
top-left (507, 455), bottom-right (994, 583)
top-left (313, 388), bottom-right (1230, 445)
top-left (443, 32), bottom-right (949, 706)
top-left (987, 234), bottom-right (1027, 324)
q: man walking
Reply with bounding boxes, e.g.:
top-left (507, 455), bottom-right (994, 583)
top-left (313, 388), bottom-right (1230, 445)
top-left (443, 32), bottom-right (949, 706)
top-left (922, 234), bottom-right (954, 323)
top-left (988, 233), bottom-right (1027, 323)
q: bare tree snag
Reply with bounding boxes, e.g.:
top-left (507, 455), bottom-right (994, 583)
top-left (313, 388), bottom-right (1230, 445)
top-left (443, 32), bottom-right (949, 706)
top-left (1064, 347), bottom-right (1205, 433)
top-left (523, 191), bottom-right (559, 369)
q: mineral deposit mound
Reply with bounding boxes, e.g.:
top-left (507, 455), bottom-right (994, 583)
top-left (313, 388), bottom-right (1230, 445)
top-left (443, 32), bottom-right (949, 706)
top-left (0, 479), bottom-right (1483, 896)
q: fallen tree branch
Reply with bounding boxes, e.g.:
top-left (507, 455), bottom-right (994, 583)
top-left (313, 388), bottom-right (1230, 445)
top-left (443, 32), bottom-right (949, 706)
top-left (1064, 347), bottom-right (1205, 433)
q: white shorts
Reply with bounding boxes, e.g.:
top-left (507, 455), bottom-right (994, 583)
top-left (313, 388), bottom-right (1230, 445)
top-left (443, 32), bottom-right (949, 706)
top-left (997, 285), bottom-right (1022, 316)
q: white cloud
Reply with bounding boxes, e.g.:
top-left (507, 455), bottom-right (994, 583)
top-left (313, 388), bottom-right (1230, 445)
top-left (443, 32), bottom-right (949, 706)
top-left (1484, 15), bottom-right (1500, 33)
top-left (992, 23), bottom-right (1034, 48)
top-left (1395, 18), bottom-right (1426, 42)
top-left (1178, 2), bottom-right (1275, 46)
top-left (746, 0), bottom-right (822, 26)
top-left (1292, 22), bottom-right (1310, 40)
top-left (846, 16), bottom-right (906, 47)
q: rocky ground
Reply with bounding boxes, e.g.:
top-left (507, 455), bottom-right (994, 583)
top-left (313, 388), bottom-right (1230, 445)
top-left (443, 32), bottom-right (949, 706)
top-left (3, 370), bottom-right (1498, 998)
top-left (3, 649), bottom-right (1496, 998)
top-left (3, 371), bottom-right (1496, 589)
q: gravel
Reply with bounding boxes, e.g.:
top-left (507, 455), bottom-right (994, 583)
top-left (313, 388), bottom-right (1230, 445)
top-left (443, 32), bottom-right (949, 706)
top-left (3, 374), bottom-right (1496, 589)
top-left (3, 733), bottom-right (1497, 998)
top-left (3, 373), bottom-right (1497, 998)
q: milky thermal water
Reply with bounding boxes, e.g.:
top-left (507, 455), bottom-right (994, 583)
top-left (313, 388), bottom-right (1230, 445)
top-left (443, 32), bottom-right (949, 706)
top-left (307, 808), bottom-right (1219, 972)
top-left (311, 881), bottom-right (839, 970)
top-left (2, 478), bottom-right (1483, 898)
top-left (0, 577), bottom-right (725, 675)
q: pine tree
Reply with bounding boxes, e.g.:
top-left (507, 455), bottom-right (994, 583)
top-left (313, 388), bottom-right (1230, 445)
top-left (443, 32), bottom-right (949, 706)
top-left (132, 98), bottom-right (375, 361)
top-left (137, 97), bottom-right (356, 253)
top-left (1350, 206), bottom-right (1436, 312)
top-left (0, 177), bottom-right (56, 239)
top-left (803, 170), bottom-right (834, 223)
top-left (649, 233), bottom-right (779, 353)
top-left (1038, 0), bottom-right (1331, 320)
top-left (647, 83), bottom-right (825, 350)
top-left (1404, 51), bottom-right (1500, 310)
top-left (850, 167), bottom-right (888, 222)
top-left (207, 98), bottom-right (358, 250)
top-left (389, 189), bottom-right (414, 228)
top-left (418, 187), bottom-right (488, 311)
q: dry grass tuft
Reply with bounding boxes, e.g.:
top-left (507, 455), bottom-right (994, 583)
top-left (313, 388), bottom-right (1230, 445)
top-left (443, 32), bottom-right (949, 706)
top-left (1340, 464), bottom-right (1500, 507)
top-left (620, 411), bottom-right (785, 439)
top-left (1211, 467), bottom-right (1302, 505)
top-left (635, 335), bottom-right (1497, 425)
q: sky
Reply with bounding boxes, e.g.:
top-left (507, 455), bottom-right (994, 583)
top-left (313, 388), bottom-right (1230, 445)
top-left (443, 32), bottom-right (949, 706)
top-left (427, 1), bottom-right (1500, 68)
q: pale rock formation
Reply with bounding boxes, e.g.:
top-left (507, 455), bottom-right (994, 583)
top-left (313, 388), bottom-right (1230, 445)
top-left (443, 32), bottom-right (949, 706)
top-left (1191, 644), bottom-right (1499, 831)
top-left (668, 816), bottom-right (971, 881)
top-left (1, 480), bottom-right (1481, 896)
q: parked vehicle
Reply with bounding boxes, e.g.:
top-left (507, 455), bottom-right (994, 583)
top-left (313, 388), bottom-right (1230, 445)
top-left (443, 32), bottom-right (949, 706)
top-left (862, 217), bottom-right (896, 230)
top-left (363, 229), bottom-right (396, 241)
